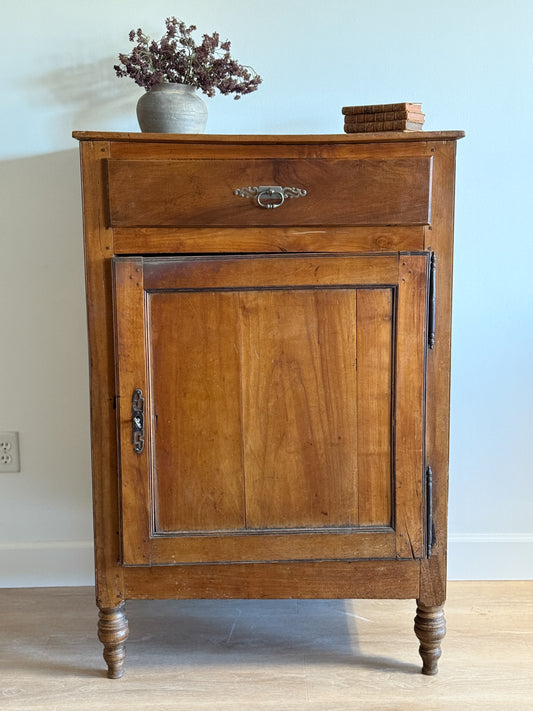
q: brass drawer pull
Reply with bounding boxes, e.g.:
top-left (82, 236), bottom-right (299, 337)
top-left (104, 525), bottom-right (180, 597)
top-left (234, 185), bottom-right (307, 209)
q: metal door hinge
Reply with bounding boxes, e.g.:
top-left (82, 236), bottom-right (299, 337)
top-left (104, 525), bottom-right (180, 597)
top-left (426, 466), bottom-right (436, 557)
top-left (428, 253), bottom-right (437, 349)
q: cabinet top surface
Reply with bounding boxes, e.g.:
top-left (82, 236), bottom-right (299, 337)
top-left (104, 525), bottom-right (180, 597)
top-left (72, 131), bottom-right (464, 145)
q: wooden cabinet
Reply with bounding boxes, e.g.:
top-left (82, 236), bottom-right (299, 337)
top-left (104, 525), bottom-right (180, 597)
top-left (74, 130), bottom-right (463, 678)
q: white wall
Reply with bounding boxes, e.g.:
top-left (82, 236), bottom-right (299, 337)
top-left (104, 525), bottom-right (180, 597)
top-left (1, 0), bottom-right (532, 585)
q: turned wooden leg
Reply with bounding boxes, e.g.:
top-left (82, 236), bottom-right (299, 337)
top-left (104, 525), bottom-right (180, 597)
top-left (414, 603), bottom-right (446, 675)
top-left (97, 604), bottom-right (129, 678)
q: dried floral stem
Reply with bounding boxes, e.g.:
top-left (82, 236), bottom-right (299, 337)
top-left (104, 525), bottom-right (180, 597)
top-left (114, 17), bottom-right (262, 99)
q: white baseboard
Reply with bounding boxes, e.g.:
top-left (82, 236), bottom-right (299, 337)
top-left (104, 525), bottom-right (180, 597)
top-left (0, 535), bottom-right (531, 587)
top-left (448, 534), bottom-right (533, 580)
top-left (0, 540), bottom-right (94, 587)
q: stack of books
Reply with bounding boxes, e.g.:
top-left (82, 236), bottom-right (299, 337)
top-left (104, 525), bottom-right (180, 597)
top-left (342, 103), bottom-right (425, 133)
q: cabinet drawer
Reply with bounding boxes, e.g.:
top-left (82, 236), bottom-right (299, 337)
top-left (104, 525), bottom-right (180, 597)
top-left (107, 157), bottom-right (432, 228)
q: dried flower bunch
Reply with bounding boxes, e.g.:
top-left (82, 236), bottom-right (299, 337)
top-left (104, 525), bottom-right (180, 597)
top-left (114, 16), bottom-right (262, 99)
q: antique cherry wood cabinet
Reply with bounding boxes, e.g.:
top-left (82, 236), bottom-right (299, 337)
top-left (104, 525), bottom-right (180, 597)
top-left (74, 130), bottom-right (463, 678)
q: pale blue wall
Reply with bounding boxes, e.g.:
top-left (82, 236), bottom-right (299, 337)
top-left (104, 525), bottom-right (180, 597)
top-left (1, 0), bottom-right (531, 583)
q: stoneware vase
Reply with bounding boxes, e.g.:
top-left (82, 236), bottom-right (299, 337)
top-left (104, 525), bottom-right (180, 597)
top-left (136, 83), bottom-right (208, 133)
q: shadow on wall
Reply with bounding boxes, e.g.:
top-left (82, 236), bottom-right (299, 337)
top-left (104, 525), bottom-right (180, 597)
top-left (36, 56), bottom-right (140, 131)
top-left (0, 149), bottom-right (93, 529)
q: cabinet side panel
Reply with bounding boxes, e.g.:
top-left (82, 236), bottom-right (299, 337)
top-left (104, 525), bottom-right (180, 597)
top-left (79, 141), bottom-right (125, 606)
top-left (241, 289), bottom-right (358, 529)
top-left (420, 141), bottom-right (458, 605)
top-left (356, 289), bottom-right (393, 526)
top-left (150, 291), bottom-right (245, 532)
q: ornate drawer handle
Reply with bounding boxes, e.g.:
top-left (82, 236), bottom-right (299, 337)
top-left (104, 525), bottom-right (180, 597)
top-left (234, 185), bottom-right (307, 209)
top-left (132, 388), bottom-right (145, 454)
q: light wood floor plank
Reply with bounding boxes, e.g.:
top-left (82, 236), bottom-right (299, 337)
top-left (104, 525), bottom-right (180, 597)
top-left (0, 582), bottom-right (532, 709)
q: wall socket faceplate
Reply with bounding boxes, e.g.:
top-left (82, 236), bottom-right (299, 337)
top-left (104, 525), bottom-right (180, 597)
top-left (0, 432), bottom-right (20, 472)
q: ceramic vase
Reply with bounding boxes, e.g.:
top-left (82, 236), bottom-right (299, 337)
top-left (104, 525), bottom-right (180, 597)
top-left (136, 83), bottom-right (208, 133)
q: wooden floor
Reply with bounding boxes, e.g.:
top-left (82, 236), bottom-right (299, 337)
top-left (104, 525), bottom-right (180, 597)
top-left (0, 582), bottom-right (532, 710)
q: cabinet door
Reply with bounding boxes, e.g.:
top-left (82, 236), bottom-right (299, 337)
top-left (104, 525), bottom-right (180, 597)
top-left (113, 253), bottom-right (429, 565)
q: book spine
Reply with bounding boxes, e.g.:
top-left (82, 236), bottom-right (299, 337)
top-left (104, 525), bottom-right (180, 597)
top-left (344, 120), bottom-right (424, 132)
top-left (344, 110), bottom-right (425, 122)
top-left (342, 102), bottom-right (422, 115)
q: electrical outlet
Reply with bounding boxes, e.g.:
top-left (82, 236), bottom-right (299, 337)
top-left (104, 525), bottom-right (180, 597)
top-left (0, 432), bottom-right (20, 472)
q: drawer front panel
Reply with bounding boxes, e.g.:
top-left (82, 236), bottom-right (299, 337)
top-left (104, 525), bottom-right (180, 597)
top-left (107, 157), bottom-right (432, 228)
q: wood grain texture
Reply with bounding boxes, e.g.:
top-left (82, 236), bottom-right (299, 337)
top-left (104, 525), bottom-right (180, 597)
top-left (149, 530), bottom-right (396, 564)
top-left (123, 560), bottom-right (420, 600)
top-left (73, 129), bottom-right (465, 143)
top-left (78, 140), bottom-right (124, 608)
top-left (107, 157), bottom-right (432, 227)
top-left (113, 225), bottom-right (425, 255)
top-left (414, 603), bottom-right (446, 675)
top-left (419, 140), bottom-right (458, 607)
top-left (394, 255), bottom-right (428, 559)
top-left (97, 605), bottom-right (129, 679)
top-left (240, 289), bottom-right (358, 529)
top-left (112, 252), bottom-right (431, 565)
top-left (74, 132), bottom-right (463, 679)
top-left (149, 291), bottom-right (244, 533)
top-left (142, 254), bottom-right (399, 291)
top-left (112, 258), bottom-right (150, 565)
top-left (356, 289), bottom-right (393, 526)
top-left (106, 137), bottom-right (438, 163)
